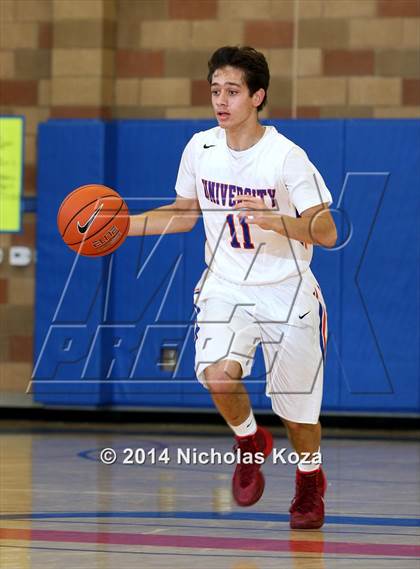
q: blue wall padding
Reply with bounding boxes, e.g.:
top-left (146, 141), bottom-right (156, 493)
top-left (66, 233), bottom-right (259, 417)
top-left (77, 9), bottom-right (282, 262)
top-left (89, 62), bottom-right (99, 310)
top-left (340, 120), bottom-right (420, 411)
top-left (34, 121), bottom-right (110, 404)
top-left (34, 119), bottom-right (420, 413)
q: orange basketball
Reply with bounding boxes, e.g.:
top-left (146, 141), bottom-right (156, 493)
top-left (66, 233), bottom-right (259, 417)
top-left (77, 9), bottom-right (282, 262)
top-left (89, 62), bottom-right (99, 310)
top-left (57, 184), bottom-right (130, 256)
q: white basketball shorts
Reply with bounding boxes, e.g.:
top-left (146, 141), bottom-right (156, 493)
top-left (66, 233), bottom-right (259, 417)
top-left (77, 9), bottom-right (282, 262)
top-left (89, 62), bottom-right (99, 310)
top-left (192, 268), bottom-right (327, 425)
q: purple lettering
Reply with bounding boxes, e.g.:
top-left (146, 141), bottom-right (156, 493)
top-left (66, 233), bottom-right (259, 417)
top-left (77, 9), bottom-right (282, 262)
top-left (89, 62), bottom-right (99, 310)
top-left (228, 184), bottom-right (236, 207)
top-left (203, 181), bottom-right (275, 208)
top-left (202, 179), bottom-right (209, 200)
top-left (267, 188), bottom-right (276, 208)
top-left (208, 181), bottom-right (216, 202)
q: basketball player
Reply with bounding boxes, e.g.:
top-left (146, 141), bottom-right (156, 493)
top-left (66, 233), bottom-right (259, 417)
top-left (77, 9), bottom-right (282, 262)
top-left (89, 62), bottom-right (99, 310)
top-left (128, 46), bottom-right (337, 529)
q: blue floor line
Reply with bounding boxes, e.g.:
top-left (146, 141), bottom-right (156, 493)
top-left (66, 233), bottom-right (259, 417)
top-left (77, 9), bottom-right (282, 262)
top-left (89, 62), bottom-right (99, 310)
top-left (16, 517), bottom-right (420, 537)
top-left (1, 511), bottom-right (419, 527)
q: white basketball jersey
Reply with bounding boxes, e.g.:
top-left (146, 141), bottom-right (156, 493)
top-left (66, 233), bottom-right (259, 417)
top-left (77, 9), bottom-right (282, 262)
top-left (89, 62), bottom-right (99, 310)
top-left (175, 126), bottom-right (332, 285)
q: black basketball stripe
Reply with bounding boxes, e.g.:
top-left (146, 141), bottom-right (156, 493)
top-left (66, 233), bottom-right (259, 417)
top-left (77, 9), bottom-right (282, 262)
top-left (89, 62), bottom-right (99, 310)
top-left (58, 184), bottom-right (111, 233)
top-left (65, 199), bottom-right (125, 246)
top-left (61, 193), bottom-right (116, 238)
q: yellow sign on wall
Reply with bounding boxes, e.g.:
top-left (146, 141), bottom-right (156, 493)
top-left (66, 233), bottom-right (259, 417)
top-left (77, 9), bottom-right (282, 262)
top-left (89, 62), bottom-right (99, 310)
top-left (0, 116), bottom-right (24, 232)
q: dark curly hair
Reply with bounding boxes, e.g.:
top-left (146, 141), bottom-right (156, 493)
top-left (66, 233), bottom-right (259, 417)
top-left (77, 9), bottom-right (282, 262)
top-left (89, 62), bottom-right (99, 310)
top-left (207, 46), bottom-right (270, 112)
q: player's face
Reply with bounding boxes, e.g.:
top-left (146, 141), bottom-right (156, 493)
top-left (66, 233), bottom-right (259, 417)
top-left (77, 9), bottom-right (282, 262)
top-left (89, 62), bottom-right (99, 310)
top-left (210, 66), bottom-right (261, 130)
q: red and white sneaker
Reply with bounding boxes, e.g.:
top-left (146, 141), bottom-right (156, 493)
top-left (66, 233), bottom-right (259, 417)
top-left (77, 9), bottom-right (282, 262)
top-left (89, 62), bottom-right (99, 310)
top-left (232, 426), bottom-right (273, 507)
top-left (289, 467), bottom-right (327, 529)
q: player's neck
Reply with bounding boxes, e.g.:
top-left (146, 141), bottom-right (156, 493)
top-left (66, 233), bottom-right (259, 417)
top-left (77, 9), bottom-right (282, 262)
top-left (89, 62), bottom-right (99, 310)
top-left (226, 120), bottom-right (265, 152)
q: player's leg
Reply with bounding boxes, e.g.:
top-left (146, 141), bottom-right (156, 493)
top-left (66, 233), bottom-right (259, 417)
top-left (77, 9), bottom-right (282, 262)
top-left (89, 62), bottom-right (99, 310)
top-left (204, 359), bottom-right (250, 426)
top-left (204, 359), bottom-right (273, 507)
top-left (194, 297), bottom-right (273, 507)
top-left (281, 417), bottom-right (326, 529)
top-left (261, 280), bottom-right (327, 529)
top-left (282, 418), bottom-right (321, 456)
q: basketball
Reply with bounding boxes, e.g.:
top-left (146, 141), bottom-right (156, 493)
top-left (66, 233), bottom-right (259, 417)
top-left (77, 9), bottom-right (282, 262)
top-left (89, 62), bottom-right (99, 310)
top-left (57, 184), bottom-right (130, 256)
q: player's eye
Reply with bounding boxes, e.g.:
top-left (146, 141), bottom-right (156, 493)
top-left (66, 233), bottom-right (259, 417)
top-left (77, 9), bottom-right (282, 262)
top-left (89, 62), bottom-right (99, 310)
top-left (229, 91), bottom-right (238, 96)
top-left (211, 90), bottom-right (219, 96)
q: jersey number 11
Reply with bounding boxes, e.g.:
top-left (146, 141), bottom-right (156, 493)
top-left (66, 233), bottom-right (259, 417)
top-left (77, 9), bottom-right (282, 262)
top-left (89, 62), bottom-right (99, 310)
top-left (226, 214), bottom-right (255, 250)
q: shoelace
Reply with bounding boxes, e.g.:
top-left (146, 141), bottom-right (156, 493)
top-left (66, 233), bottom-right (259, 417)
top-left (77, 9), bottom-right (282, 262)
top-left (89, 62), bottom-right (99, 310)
top-left (292, 473), bottom-right (319, 513)
top-left (233, 436), bottom-right (261, 487)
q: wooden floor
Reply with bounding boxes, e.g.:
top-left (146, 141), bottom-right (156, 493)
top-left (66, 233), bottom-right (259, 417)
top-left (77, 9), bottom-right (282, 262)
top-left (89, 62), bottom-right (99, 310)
top-left (1, 422), bottom-right (419, 568)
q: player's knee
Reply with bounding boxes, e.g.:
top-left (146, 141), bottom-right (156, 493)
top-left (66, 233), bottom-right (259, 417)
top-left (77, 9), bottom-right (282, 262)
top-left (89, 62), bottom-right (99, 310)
top-left (283, 419), bottom-right (301, 433)
top-left (204, 362), bottom-right (240, 394)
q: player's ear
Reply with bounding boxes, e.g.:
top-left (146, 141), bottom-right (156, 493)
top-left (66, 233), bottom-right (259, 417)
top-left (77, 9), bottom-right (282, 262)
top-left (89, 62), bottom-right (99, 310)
top-left (252, 88), bottom-right (265, 109)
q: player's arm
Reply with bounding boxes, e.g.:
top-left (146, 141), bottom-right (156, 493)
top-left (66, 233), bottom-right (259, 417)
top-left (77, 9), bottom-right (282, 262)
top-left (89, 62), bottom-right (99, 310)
top-left (271, 202), bottom-right (337, 247)
top-left (285, 203), bottom-right (337, 247)
top-left (128, 195), bottom-right (200, 236)
top-left (233, 198), bottom-right (337, 248)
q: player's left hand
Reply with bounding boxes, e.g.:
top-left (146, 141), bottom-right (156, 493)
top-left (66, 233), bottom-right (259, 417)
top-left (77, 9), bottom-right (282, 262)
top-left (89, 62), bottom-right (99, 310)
top-left (233, 196), bottom-right (278, 231)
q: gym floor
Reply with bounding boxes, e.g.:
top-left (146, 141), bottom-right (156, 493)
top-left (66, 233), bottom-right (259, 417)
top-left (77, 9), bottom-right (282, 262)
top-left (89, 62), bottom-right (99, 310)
top-left (1, 421), bottom-right (419, 569)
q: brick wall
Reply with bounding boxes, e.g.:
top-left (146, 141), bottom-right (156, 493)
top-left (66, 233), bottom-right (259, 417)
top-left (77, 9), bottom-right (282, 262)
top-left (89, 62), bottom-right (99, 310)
top-left (0, 0), bottom-right (50, 394)
top-left (0, 0), bottom-right (419, 395)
